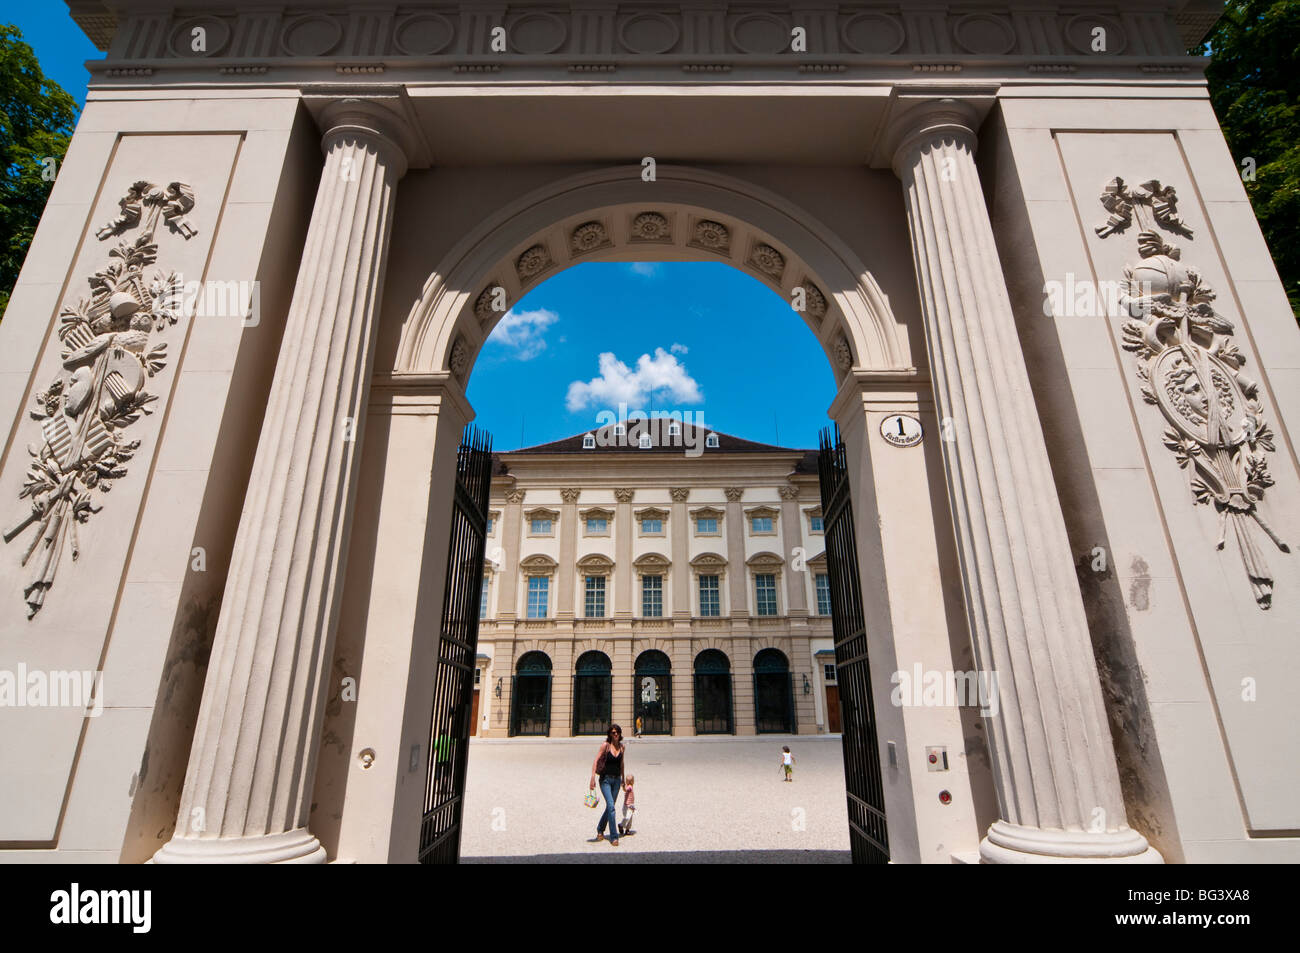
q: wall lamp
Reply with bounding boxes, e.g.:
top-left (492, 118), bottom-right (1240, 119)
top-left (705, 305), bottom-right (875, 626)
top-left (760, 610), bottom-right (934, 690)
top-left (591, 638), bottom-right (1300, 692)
top-left (802, 674), bottom-right (811, 695)
top-left (495, 677), bottom-right (502, 698)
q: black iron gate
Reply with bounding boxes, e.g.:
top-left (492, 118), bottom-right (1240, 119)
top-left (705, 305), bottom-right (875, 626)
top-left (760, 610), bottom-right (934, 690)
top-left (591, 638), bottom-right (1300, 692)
top-left (693, 649), bottom-right (734, 734)
top-left (418, 427), bottom-right (493, 864)
top-left (572, 650), bottom-right (613, 735)
top-left (818, 425), bottom-right (889, 864)
top-left (634, 650), bottom-right (672, 735)
top-left (753, 648), bottom-right (795, 733)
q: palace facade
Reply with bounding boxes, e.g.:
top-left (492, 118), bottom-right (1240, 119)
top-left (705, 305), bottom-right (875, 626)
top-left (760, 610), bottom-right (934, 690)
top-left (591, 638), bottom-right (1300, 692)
top-left (474, 424), bottom-right (838, 738)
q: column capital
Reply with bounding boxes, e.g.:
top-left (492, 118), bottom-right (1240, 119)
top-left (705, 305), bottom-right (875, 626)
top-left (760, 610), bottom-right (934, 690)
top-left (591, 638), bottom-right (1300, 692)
top-left (303, 89), bottom-right (432, 179)
top-left (874, 91), bottom-right (995, 179)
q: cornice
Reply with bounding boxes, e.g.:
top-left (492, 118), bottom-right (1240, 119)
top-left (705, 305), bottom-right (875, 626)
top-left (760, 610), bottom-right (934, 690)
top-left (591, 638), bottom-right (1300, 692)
top-left (70, 2), bottom-right (1211, 82)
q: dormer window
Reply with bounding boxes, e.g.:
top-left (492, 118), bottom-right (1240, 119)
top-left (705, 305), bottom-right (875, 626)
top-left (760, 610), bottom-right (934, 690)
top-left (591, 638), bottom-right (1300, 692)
top-left (668, 422), bottom-right (681, 436)
top-left (613, 423), bottom-right (626, 436)
top-left (638, 433), bottom-right (652, 449)
top-left (705, 433), bottom-right (719, 448)
top-left (582, 433), bottom-right (595, 449)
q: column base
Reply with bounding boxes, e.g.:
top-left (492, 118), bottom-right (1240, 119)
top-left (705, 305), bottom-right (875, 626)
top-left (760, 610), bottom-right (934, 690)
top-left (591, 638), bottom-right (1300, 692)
top-left (979, 821), bottom-right (1163, 864)
top-left (151, 828), bottom-right (327, 864)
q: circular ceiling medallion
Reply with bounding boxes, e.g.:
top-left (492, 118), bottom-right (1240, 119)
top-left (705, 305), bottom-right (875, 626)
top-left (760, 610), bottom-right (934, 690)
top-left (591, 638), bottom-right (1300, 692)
top-left (1064, 14), bottom-right (1127, 55)
top-left (953, 14), bottom-right (1015, 55)
top-left (619, 12), bottom-right (680, 54)
top-left (281, 15), bottom-right (343, 57)
top-left (169, 17), bottom-right (231, 57)
top-left (509, 12), bottom-right (568, 54)
top-left (729, 13), bottom-right (790, 54)
top-left (394, 14), bottom-right (455, 56)
top-left (840, 13), bottom-right (905, 55)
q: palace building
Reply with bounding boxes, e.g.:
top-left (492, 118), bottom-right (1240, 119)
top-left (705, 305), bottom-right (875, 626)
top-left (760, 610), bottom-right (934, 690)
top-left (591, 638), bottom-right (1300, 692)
top-left (473, 424), bottom-right (839, 738)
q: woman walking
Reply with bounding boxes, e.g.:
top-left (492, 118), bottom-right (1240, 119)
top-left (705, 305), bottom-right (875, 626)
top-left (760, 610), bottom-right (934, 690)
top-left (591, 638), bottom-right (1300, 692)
top-left (589, 724), bottom-right (627, 846)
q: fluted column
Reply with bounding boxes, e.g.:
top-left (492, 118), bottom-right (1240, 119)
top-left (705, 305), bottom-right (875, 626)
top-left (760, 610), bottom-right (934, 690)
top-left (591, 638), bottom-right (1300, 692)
top-left (154, 101), bottom-right (413, 864)
top-left (889, 99), bottom-right (1159, 863)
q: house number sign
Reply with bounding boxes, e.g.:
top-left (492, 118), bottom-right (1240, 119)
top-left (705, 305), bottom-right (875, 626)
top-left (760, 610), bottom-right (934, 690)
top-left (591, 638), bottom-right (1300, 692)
top-left (881, 414), bottom-right (923, 448)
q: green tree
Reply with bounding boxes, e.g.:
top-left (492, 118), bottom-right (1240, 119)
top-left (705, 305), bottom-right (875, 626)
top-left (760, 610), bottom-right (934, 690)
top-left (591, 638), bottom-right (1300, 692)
top-left (1196, 1), bottom-right (1300, 321)
top-left (0, 24), bottom-right (78, 317)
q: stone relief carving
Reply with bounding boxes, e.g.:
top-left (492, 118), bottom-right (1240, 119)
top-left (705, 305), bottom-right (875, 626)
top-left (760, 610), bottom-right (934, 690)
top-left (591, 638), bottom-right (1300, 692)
top-left (561, 487), bottom-right (581, 503)
top-left (689, 219), bottom-right (730, 255)
top-left (834, 333), bottom-right (853, 370)
top-left (5, 181), bottom-right (198, 618)
top-left (724, 487), bottom-right (744, 502)
top-left (630, 211), bottom-right (671, 243)
top-left (504, 489), bottom-right (526, 504)
top-left (449, 335), bottom-right (470, 380)
top-left (803, 280), bottom-right (828, 321)
top-left (747, 242), bottom-right (785, 280)
top-left (1096, 176), bottom-right (1289, 608)
top-left (779, 485), bottom-right (799, 500)
top-left (614, 488), bottom-right (635, 503)
top-left (474, 283), bottom-right (504, 325)
top-left (569, 221), bottom-right (611, 256)
top-left (670, 487), bottom-right (690, 502)
top-left (82, 4), bottom-right (1210, 74)
top-left (516, 243), bottom-right (552, 281)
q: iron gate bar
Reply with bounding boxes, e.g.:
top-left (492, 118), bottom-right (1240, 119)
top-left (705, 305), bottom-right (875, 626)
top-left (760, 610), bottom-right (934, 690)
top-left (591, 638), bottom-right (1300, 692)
top-left (419, 427), bottom-right (493, 864)
top-left (818, 425), bottom-right (889, 864)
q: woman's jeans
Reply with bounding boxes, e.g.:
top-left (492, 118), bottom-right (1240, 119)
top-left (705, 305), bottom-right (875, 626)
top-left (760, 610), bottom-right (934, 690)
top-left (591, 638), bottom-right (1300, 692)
top-left (596, 776), bottom-right (621, 839)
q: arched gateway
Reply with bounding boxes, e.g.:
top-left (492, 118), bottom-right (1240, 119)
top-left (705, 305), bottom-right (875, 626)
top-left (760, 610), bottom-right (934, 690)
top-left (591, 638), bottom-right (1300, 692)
top-left (1, 1), bottom-right (1296, 867)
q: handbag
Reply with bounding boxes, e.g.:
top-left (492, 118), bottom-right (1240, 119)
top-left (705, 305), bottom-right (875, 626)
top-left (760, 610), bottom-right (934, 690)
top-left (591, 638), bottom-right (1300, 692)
top-left (584, 790), bottom-right (600, 808)
top-left (594, 744), bottom-right (609, 775)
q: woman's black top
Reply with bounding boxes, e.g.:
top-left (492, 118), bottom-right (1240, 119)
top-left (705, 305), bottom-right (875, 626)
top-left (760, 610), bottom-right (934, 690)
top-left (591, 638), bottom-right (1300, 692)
top-left (600, 744), bottom-right (624, 778)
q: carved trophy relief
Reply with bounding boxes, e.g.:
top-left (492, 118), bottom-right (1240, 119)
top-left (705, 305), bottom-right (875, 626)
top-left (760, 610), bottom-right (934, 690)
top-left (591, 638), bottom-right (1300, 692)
top-left (5, 181), bottom-right (198, 618)
top-left (1095, 176), bottom-right (1289, 608)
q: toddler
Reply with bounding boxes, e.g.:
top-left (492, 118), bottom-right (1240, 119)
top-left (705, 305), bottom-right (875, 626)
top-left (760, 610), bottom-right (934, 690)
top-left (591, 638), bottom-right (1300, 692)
top-left (618, 774), bottom-right (636, 834)
top-left (780, 745), bottom-right (795, 782)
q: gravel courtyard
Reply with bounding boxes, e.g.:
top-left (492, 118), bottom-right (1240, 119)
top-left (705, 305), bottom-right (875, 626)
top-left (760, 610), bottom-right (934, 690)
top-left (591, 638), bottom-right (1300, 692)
top-left (460, 735), bottom-right (851, 863)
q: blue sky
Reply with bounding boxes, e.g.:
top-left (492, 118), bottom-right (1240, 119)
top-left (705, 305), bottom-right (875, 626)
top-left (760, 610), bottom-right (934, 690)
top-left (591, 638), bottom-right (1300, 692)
top-left (8, 7), bottom-right (838, 450)
top-left (467, 262), bottom-right (837, 450)
top-left (3, 3), bottom-right (99, 105)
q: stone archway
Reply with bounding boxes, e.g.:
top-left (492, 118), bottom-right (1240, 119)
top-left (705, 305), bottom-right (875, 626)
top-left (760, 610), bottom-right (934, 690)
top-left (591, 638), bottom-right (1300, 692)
top-left (151, 96), bottom-right (1160, 868)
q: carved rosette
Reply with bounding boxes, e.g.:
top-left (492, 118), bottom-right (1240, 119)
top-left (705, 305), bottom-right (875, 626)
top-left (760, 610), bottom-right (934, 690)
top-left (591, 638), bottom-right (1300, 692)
top-left (475, 283), bottom-right (504, 324)
top-left (747, 242), bottom-right (785, 280)
top-left (1096, 176), bottom-right (1289, 608)
top-left (689, 219), bottom-right (730, 254)
top-left (516, 243), bottom-right (552, 281)
top-left (630, 211), bottom-right (670, 243)
top-left (570, 221), bottom-right (610, 255)
top-left (5, 181), bottom-right (198, 617)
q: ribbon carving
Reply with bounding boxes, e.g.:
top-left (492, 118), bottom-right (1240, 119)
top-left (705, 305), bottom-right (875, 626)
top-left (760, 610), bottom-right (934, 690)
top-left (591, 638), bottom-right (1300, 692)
top-left (4, 182), bottom-right (197, 618)
top-left (1096, 176), bottom-right (1289, 608)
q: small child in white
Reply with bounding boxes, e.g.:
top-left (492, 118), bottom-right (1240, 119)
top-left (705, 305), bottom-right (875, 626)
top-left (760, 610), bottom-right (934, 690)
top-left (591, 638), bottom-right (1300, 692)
top-left (780, 746), bottom-right (795, 782)
top-left (618, 774), bottom-right (636, 834)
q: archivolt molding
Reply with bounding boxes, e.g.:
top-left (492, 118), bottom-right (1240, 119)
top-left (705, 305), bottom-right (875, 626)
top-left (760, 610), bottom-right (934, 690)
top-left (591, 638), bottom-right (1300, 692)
top-left (576, 553), bottom-right (614, 574)
top-left (519, 553), bottom-right (558, 574)
top-left (633, 552), bottom-right (671, 574)
top-left (395, 166), bottom-right (908, 384)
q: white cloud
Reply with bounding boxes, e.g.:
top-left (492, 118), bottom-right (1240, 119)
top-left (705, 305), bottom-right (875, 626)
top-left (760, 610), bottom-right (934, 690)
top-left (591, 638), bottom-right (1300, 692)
top-left (670, 342), bottom-right (688, 355)
top-left (485, 307), bottom-right (558, 360)
top-left (627, 262), bottom-right (662, 278)
top-left (566, 347), bottom-right (703, 412)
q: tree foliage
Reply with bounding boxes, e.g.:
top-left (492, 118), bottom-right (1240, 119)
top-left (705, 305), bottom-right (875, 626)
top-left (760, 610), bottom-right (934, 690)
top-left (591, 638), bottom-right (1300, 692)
top-left (1197, 1), bottom-right (1300, 321)
top-left (0, 24), bottom-right (78, 317)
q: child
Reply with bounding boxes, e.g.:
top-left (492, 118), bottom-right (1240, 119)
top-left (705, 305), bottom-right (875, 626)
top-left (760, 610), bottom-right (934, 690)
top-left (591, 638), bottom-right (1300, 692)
top-left (618, 774), bottom-right (636, 834)
top-left (780, 746), bottom-right (795, 782)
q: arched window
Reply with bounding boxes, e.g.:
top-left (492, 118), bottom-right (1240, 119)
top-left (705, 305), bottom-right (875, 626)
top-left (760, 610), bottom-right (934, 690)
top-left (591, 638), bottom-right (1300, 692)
top-left (693, 649), bottom-right (733, 734)
top-left (705, 432), bottom-right (719, 448)
top-left (753, 648), bottom-right (794, 733)
top-left (511, 651), bottom-right (552, 736)
top-left (634, 650), bottom-right (672, 736)
top-left (582, 433), bottom-right (595, 449)
top-left (573, 650), bottom-right (613, 735)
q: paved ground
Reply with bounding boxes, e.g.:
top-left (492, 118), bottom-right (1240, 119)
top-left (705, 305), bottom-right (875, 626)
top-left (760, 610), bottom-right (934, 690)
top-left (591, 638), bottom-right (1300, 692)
top-left (460, 735), bottom-right (850, 863)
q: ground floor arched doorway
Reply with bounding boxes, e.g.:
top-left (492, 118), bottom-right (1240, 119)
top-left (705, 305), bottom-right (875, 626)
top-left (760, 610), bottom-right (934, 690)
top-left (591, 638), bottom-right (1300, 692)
top-left (510, 652), bottom-right (552, 737)
top-left (693, 649), bottom-right (734, 735)
top-left (753, 648), bottom-right (794, 734)
top-left (634, 650), bottom-right (672, 736)
top-left (572, 650), bottom-right (613, 735)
